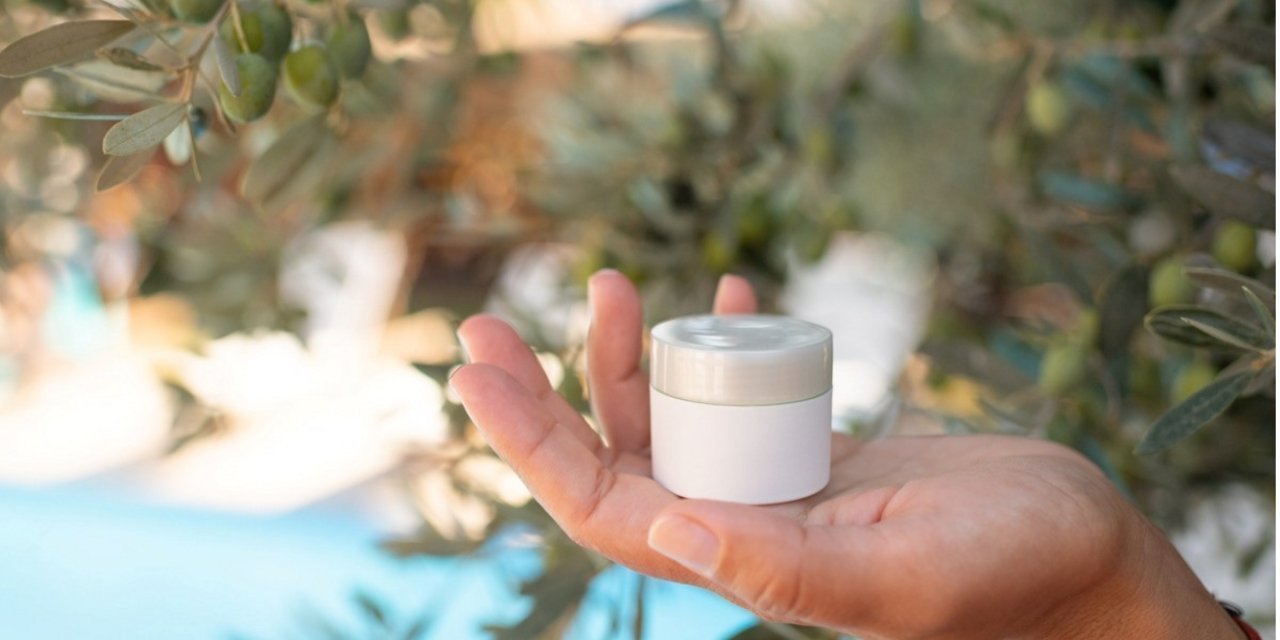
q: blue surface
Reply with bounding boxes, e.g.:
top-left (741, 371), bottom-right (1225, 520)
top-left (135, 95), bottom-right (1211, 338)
top-left (0, 486), bottom-right (754, 639)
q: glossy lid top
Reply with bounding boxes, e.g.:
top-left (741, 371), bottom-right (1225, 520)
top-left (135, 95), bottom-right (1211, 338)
top-left (650, 314), bottom-right (832, 405)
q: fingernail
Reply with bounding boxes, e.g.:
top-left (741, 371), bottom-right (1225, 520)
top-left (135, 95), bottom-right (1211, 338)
top-left (456, 331), bottom-right (472, 364)
top-left (588, 268), bottom-right (619, 294)
top-left (648, 515), bottom-right (720, 577)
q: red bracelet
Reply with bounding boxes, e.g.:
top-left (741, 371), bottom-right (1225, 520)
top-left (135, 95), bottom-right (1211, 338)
top-left (1222, 601), bottom-right (1262, 640)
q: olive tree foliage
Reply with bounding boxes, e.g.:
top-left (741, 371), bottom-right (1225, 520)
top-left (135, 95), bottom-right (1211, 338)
top-left (0, 0), bottom-right (1274, 637)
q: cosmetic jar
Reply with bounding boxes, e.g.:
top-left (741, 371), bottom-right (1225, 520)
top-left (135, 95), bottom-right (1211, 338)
top-left (649, 314), bottom-right (833, 504)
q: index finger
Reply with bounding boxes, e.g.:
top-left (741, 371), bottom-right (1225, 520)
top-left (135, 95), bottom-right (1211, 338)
top-left (451, 363), bottom-right (694, 579)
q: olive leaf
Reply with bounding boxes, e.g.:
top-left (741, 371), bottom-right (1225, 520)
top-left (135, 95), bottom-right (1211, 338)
top-left (99, 47), bottom-right (163, 72)
top-left (1135, 371), bottom-right (1253, 454)
top-left (1241, 287), bottom-right (1275, 338)
top-left (241, 116), bottom-right (329, 207)
top-left (0, 20), bottom-right (136, 78)
top-left (1038, 171), bottom-right (1136, 212)
top-left (1204, 118), bottom-right (1274, 174)
top-left (1185, 266), bottom-right (1276, 306)
top-left (352, 590), bottom-right (389, 628)
top-left (1244, 360), bottom-right (1275, 396)
top-left (103, 102), bottom-right (187, 156)
top-left (1145, 305), bottom-right (1272, 351)
top-left (96, 148), bottom-right (154, 191)
top-left (483, 547), bottom-right (596, 640)
top-left (1182, 317), bottom-right (1269, 352)
top-left (212, 35), bottom-right (241, 97)
top-left (1170, 166), bottom-right (1275, 229)
top-left (1203, 24), bottom-right (1275, 68)
top-left (1098, 264), bottom-right (1148, 355)
top-left (60, 60), bottom-right (167, 103)
top-left (0, 77), bottom-right (21, 111)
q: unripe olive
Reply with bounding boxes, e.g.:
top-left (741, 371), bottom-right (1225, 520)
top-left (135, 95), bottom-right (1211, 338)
top-left (283, 45), bottom-right (338, 111)
top-left (700, 233), bottom-right (735, 272)
top-left (736, 202), bottom-right (771, 246)
top-left (170, 0), bottom-right (221, 23)
top-left (221, 2), bottom-right (293, 61)
top-left (217, 53), bottom-right (277, 123)
top-left (328, 17), bottom-right (372, 79)
top-left (1070, 309), bottom-right (1099, 346)
top-left (1128, 357), bottom-right (1161, 398)
top-left (1038, 343), bottom-right (1087, 396)
top-left (1211, 221), bottom-right (1258, 273)
top-left (888, 12), bottom-right (919, 56)
top-left (1148, 256), bottom-right (1195, 308)
top-left (1172, 361), bottom-right (1216, 404)
top-left (1026, 81), bottom-right (1071, 136)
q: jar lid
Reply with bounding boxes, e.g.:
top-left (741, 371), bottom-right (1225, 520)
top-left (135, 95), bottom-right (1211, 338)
top-left (650, 314), bottom-right (832, 406)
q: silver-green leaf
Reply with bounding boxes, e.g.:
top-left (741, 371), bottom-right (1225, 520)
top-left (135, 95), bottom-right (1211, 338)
top-left (0, 77), bottom-right (21, 110)
top-left (1181, 317), bottom-right (1268, 352)
top-left (1135, 371), bottom-right (1253, 454)
top-left (1146, 305), bottom-right (1272, 351)
top-left (1241, 287), bottom-right (1275, 338)
top-left (1185, 266), bottom-right (1276, 306)
top-left (1170, 166), bottom-right (1275, 229)
top-left (241, 116), bottom-right (330, 208)
top-left (0, 20), bottom-right (136, 78)
top-left (212, 35), bottom-right (241, 97)
top-left (103, 102), bottom-right (187, 156)
top-left (97, 148), bottom-right (155, 191)
top-left (1098, 264), bottom-right (1148, 355)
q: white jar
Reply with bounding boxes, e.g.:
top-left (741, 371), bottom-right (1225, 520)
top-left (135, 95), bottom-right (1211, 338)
top-left (649, 314), bottom-right (833, 505)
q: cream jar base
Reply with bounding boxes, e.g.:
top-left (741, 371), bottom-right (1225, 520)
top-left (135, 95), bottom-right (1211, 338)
top-left (650, 388), bottom-right (832, 505)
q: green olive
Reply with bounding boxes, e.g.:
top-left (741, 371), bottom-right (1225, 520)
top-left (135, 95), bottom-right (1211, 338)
top-left (170, 0), bottom-right (221, 23)
top-left (1128, 357), bottom-right (1161, 398)
top-left (1026, 81), bottom-right (1071, 136)
top-left (1071, 309), bottom-right (1099, 346)
top-left (1211, 221), bottom-right (1258, 273)
top-left (221, 2), bottom-right (293, 61)
top-left (700, 233), bottom-right (736, 272)
top-left (327, 17), bottom-right (372, 79)
top-left (1148, 256), bottom-right (1195, 308)
top-left (217, 53), bottom-right (277, 123)
top-left (283, 45), bottom-right (338, 111)
top-left (735, 201), bottom-right (771, 246)
top-left (1172, 361), bottom-right (1216, 404)
top-left (888, 12), bottom-right (919, 56)
top-left (1038, 343), bottom-right (1088, 396)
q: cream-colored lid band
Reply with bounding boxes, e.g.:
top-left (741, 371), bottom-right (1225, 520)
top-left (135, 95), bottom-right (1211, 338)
top-left (650, 314), bottom-right (832, 406)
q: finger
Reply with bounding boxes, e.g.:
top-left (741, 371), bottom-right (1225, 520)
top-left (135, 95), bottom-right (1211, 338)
top-left (647, 500), bottom-right (888, 629)
top-left (712, 274), bottom-right (758, 314)
top-left (586, 270), bottom-right (650, 451)
top-left (458, 315), bottom-right (604, 456)
top-left (452, 363), bottom-right (695, 580)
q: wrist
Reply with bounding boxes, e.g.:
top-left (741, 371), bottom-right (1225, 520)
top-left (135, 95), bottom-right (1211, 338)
top-left (1040, 506), bottom-right (1243, 639)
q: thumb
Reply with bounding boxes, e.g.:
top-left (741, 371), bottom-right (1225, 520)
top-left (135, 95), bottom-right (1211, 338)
top-left (646, 500), bottom-right (885, 626)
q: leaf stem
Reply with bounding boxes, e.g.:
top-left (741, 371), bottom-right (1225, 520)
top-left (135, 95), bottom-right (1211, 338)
top-left (23, 109), bottom-right (131, 121)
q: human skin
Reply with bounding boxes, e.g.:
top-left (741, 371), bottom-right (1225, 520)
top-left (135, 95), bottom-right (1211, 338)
top-left (450, 270), bottom-right (1244, 640)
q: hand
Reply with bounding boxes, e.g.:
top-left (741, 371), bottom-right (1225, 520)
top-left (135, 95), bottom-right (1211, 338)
top-left (451, 271), bottom-right (1242, 640)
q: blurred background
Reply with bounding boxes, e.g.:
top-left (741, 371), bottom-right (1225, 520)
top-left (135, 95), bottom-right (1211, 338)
top-left (0, 0), bottom-right (1274, 637)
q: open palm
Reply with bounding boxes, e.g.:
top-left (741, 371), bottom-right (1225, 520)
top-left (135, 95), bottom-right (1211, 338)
top-left (451, 271), bottom-right (1236, 640)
